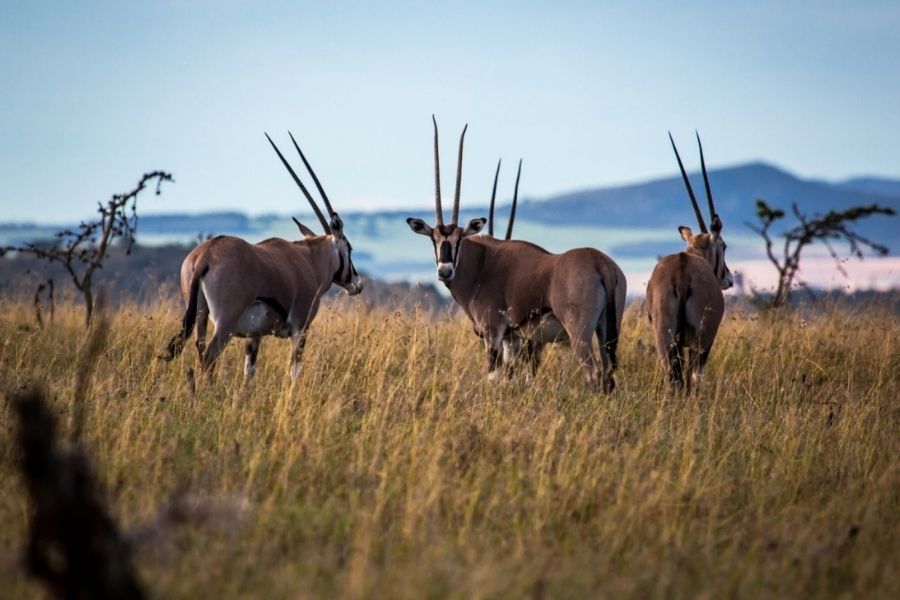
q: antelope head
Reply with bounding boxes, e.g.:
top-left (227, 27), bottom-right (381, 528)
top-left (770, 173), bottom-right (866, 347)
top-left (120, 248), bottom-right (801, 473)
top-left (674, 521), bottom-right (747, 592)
top-left (407, 117), bottom-right (486, 282)
top-left (670, 132), bottom-right (733, 290)
top-left (266, 132), bottom-right (364, 296)
top-left (323, 211), bottom-right (362, 296)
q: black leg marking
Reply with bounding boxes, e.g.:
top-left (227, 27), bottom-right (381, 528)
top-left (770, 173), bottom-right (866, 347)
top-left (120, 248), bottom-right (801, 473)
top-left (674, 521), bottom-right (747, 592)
top-left (246, 341), bottom-right (259, 366)
top-left (488, 346), bottom-right (502, 373)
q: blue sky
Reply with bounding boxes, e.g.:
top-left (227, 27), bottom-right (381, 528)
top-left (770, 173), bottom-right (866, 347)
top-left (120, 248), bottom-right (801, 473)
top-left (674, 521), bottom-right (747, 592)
top-left (2, 0), bottom-right (899, 223)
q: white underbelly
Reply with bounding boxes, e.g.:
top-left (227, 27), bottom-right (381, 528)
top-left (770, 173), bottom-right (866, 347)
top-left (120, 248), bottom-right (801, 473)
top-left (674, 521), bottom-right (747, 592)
top-left (232, 301), bottom-right (289, 338)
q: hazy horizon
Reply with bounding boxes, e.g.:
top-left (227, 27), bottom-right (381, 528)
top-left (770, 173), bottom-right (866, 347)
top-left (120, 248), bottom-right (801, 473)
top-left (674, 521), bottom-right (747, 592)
top-left (1, 157), bottom-right (897, 226)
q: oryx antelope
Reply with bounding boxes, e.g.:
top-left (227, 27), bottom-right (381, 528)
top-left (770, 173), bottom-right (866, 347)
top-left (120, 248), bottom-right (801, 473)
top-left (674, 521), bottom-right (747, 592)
top-left (407, 118), bottom-right (626, 392)
top-left (646, 132), bottom-right (733, 390)
top-left (161, 132), bottom-right (363, 379)
top-left (484, 158), bottom-right (571, 377)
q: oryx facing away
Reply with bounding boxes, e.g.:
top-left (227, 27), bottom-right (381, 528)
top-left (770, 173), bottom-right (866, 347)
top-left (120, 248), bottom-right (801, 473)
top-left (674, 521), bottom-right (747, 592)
top-left (646, 132), bottom-right (733, 390)
top-left (161, 133), bottom-right (363, 379)
top-left (407, 118), bottom-right (626, 392)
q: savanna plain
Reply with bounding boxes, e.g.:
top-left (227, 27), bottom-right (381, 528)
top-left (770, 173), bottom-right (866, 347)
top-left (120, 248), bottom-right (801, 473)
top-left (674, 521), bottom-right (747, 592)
top-left (0, 296), bottom-right (898, 598)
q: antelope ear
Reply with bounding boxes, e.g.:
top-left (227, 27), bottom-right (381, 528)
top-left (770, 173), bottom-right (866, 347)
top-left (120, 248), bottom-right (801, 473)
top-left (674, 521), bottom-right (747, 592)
top-left (710, 214), bottom-right (723, 233)
top-left (292, 217), bottom-right (317, 238)
top-left (406, 218), bottom-right (432, 236)
top-left (678, 226), bottom-right (694, 243)
top-left (463, 218), bottom-right (486, 236)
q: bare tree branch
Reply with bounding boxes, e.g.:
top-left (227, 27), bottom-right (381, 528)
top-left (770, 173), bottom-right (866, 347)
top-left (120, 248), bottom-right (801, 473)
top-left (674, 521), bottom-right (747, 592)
top-left (745, 199), bottom-right (895, 308)
top-left (1, 171), bottom-right (173, 326)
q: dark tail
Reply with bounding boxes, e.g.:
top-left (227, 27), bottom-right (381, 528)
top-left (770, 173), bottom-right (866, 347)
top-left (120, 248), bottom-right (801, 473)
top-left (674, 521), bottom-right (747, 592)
top-left (599, 276), bottom-right (619, 369)
top-left (668, 265), bottom-right (690, 387)
top-left (596, 270), bottom-right (621, 393)
top-left (158, 267), bottom-right (205, 361)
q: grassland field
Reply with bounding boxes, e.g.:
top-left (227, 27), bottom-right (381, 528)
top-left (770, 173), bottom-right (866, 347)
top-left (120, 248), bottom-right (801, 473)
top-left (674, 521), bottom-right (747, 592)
top-left (0, 296), bottom-right (898, 598)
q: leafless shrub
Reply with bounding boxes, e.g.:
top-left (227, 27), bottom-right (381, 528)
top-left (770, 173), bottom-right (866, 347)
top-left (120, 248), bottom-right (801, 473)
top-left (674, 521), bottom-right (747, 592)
top-left (746, 199), bottom-right (895, 308)
top-left (1, 171), bottom-right (173, 327)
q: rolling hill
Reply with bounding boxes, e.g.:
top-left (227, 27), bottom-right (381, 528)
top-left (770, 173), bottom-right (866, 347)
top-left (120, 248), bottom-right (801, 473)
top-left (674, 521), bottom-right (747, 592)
top-left (498, 162), bottom-right (899, 245)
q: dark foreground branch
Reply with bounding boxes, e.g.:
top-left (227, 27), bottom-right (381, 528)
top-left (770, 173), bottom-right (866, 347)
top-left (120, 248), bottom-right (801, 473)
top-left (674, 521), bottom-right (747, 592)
top-left (8, 384), bottom-right (248, 598)
top-left (8, 387), bottom-right (144, 599)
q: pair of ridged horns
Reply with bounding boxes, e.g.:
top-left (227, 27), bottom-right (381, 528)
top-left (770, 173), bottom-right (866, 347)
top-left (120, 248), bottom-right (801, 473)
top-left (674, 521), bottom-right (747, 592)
top-left (432, 116), bottom-right (468, 227)
top-left (669, 131), bottom-right (719, 233)
top-left (266, 132), bottom-right (336, 235)
top-left (488, 158), bottom-right (522, 240)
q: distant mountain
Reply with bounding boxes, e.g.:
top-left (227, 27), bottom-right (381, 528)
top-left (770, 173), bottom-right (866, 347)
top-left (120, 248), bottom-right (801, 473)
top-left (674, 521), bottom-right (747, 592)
top-left (137, 211), bottom-right (252, 235)
top-left (835, 176), bottom-right (900, 198)
top-left (2, 162), bottom-right (896, 257)
top-left (502, 162), bottom-right (898, 246)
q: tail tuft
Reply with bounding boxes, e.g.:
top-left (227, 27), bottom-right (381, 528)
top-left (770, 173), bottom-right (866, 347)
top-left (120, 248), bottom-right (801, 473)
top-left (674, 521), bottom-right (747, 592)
top-left (158, 334), bottom-right (185, 361)
top-left (157, 267), bottom-right (204, 361)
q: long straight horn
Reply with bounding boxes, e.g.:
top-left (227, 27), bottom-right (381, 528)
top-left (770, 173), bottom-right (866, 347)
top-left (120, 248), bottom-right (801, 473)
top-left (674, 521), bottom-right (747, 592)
top-left (669, 131), bottom-right (707, 233)
top-left (489, 158), bottom-right (501, 236)
top-left (695, 131), bottom-right (716, 220)
top-left (288, 131), bottom-right (336, 218)
top-left (505, 158), bottom-right (522, 240)
top-left (451, 124), bottom-right (468, 225)
top-left (265, 133), bottom-right (331, 234)
top-left (432, 115), bottom-right (444, 226)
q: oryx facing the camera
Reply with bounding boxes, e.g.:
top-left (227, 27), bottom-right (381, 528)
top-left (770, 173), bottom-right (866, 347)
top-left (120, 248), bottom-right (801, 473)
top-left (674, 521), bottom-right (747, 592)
top-left (646, 132), bottom-right (733, 390)
top-left (161, 132), bottom-right (363, 380)
top-left (407, 118), bottom-right (626, 392)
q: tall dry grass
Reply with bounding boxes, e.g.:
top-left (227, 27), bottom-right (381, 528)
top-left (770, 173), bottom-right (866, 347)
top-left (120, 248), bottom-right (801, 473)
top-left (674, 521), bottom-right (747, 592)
top-left (0, 297), bottom-right (897, 598)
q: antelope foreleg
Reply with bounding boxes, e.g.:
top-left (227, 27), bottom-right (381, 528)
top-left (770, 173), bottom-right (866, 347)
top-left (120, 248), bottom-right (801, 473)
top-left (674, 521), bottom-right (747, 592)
top-left (484, 326), bottom-right (507, 382)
